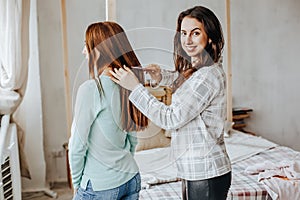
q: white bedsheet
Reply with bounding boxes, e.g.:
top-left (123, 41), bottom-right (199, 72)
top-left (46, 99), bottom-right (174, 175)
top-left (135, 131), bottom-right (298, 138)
top-left (135, 130), bottom-right (278, 188)
top-left (134, 147), bottom-right (178, 188)
top-left (225, 130), bottom-right (278, 164)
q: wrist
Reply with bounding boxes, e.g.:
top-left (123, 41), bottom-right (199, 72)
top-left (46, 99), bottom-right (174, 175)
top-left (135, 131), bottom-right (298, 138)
top-left (131, 83), bottom-right (141, 91)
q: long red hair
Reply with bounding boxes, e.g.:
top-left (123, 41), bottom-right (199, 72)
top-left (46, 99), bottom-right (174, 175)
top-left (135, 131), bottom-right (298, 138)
top-left (85, 21), bottom-right (148, 132)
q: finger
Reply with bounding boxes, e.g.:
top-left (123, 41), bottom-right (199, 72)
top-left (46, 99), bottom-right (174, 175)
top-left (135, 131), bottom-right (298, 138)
top-left (110, 69), bottom-right (118, 77)
top-left (144, 69), bottom-right (156, 75)
top-left (144, 67), bottom-right (154, 72)
top-left (123, 64), bottom-right (129, 71)
top-left (123, 65), bottom-right (134, 71)
top-left (110, 76), bottom-right (120, 84)
top-left (119, 68), bottom-right (130, 77)
top-left (119, 68), bottom-right (126, 73)
top-left (124, 65), bottom-right (130, 71)
top-left (114, 68), bottom-right (124, 76)
top-left (145, 64), bottom-right (158, 70)
top-left (123, 65), bottom-right (131, 72)
top-left (109, 70), bottom-right (120, 80)
top-left (123, 65), bottom-right (135, 75)
top-left (143, 68), bottom-right (154, 72)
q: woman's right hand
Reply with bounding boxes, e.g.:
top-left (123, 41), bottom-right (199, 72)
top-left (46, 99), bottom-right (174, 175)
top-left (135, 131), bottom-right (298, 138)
top-left (110, 66), bottom-right (140, 91)
top-left (144, 64), bottom-right (162, 84)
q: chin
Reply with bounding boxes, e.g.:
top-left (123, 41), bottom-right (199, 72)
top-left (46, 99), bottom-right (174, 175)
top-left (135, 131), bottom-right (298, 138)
top-left (186, 52), bottom-right (198, 57)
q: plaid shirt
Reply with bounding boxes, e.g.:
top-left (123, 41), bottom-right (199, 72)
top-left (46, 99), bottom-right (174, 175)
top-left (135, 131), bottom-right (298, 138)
top-left (129, 63), bottom-right (231, 180)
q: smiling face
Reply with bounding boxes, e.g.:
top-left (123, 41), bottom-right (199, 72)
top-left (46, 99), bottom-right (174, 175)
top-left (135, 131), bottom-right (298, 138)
top-left (180, 16), bottom-right (209, 62)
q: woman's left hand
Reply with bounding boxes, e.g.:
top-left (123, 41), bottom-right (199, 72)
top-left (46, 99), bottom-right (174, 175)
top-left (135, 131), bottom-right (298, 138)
top-left (110, 65), bottom-right (140, 91)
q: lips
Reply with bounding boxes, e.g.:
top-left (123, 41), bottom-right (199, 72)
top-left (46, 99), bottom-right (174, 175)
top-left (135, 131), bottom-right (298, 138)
top-left (185, 46), bottom-right (197, 52)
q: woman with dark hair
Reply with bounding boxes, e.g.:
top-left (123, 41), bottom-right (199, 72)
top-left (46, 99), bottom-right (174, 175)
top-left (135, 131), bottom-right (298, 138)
top-left (69, 21), bottom-right (148, 200)
top-left (110, 6), bottom-right (231, 200)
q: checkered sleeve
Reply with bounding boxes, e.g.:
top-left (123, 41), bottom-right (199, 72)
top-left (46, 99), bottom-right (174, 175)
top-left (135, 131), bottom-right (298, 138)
top-left (129, 69), bottom-right (218, 130)
top-left (159, 69), bottom-right (179, 86)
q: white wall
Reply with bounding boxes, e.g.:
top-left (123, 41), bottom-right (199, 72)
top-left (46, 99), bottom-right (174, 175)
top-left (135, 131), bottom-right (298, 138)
top-left (35, 0), bottom-right (106, 185)
top-left (22, 0), bottom-right (300, 189)
top-left (18, 0), bottom-right (46, 191)
top-left (36, 0), bottom-right (68, 184)
top-left (66, 0), bottom-right (106, 107)
top-left (22, 0), bottom-right (106, 190)
top-left (117, 0), bottom-right (226, 71)
top-left (231, 0), bottom-right (300, 151)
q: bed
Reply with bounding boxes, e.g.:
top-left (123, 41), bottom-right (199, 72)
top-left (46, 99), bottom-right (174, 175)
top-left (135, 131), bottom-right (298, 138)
top-left (134, 130), bottom-right (300, 200)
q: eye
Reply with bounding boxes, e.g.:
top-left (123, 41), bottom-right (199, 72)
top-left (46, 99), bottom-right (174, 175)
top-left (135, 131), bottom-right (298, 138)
top-left (193, 31), bottom-right (200, 36)
top-left (181, 31), bottom-right (187, 36)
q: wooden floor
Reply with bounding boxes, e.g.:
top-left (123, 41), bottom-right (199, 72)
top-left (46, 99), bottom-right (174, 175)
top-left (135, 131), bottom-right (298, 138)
top-left (22, 182), bottom-right (73, 200)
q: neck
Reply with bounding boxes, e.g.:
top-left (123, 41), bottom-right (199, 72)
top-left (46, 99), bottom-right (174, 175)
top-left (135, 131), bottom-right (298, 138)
top-left (102, 67), bottom-right (111, 76)
top-left (191, 57), bottom-right (201, 67)
top-left (94, 65), bottom-right (111, 77)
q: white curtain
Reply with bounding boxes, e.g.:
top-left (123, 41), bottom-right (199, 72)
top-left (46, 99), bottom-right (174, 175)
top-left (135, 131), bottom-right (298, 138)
top-left (0, 0), bottom-right (29, 115)
top-left (0, 0), bottom-right (31, 179)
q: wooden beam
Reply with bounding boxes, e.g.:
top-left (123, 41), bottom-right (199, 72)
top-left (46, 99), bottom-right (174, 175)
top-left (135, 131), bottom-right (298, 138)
top-left (60, 0), bottom-right (72, 188)
top-left (105, 0), bottom-right (116, 21)
top-left (225, 0), bottom-right (233, 123)
top-left (60, 0), bottom-right (72, 139)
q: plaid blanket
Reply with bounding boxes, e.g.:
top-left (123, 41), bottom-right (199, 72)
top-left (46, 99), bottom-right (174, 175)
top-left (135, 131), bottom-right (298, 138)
top-left (140, 146), bottom-right (300, 199)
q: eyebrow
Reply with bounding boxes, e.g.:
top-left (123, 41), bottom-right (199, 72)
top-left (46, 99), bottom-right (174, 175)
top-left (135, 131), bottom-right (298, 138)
top-left (181, 27), bottom-right (201, 32)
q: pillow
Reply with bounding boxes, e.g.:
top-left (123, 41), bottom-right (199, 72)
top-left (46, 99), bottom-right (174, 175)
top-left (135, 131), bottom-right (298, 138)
top-left (136, 122), bottom-right (171, 152)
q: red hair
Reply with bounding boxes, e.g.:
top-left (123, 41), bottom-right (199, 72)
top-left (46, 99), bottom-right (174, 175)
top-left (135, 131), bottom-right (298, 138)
top-left (85, 21), bottom-right (148, 131)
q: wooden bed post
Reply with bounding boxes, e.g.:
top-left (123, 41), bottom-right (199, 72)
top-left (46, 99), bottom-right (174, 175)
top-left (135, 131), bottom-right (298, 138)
top-left (106, 0), bottom-right (116, 21)
top-left (60, 0), bottom-right (72, 139)
top-left (60, 0), bottom-right (72, 188)
top-left (225, 0), bottom-right (233, 124)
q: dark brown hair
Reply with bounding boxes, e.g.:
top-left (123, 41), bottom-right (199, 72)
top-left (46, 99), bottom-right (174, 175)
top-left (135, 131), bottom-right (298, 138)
top-left (85, 21), bottom-right (148, 131)
top-left (172, 6), bottom-right (224, 90)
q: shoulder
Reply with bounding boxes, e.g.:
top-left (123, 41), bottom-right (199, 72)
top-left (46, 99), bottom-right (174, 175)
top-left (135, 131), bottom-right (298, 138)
top-left (193, 64), bottom-right (225, 82)
top-left (188, 64), bottom-right (225, 91)
top-left (76, 80), bottom-right (101, 104)
top-left (99, 75), bottom-right (116, 87)
top-left (78, 79), bottom-right (97, 95)
top-left (209, 63), bottom-right (226, 79)
top-left (198, 63), bottom-right (224, 76)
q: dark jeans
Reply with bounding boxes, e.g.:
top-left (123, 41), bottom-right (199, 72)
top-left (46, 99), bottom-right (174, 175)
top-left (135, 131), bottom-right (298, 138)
top-left (182, 172), bottom-right (231, 200)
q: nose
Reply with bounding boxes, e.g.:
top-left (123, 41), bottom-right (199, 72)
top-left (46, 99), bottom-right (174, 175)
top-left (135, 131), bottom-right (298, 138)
top-left (186, 35), bottom-right (193, 44)
top-left (82, 46), bottom-right (87, 55)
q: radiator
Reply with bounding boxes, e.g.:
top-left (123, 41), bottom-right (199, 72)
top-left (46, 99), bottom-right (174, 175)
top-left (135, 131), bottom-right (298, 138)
top-left (0, 115), bottom-right (21, 200)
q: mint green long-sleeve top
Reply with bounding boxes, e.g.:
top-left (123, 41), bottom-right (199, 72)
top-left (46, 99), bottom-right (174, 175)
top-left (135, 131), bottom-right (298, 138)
top-left (68, 75), bottom-right (139, 191)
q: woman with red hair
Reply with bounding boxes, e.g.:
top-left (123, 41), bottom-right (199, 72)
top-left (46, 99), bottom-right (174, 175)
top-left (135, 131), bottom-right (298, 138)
top-left (69, 21), bottom-right (148, 200)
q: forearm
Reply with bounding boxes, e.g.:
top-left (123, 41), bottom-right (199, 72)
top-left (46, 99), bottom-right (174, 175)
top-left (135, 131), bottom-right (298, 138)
top-left (129, 84), bottom-right (199, 130)
top-left (159, 69), bottom-right (179, 86)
